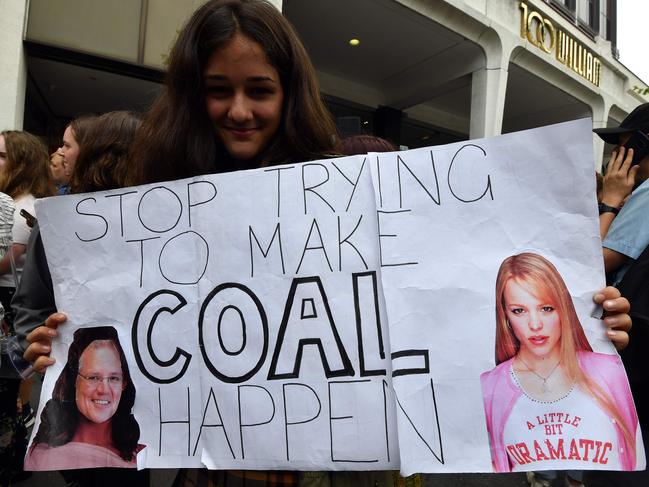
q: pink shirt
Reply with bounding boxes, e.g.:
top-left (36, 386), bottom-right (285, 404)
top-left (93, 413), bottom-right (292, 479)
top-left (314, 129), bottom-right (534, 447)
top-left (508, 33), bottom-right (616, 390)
top-left (24, 441), bottom-right (136, 471)
top-left (480, 351), bottom-right (640, 472)
top-left (503, 385), bottom-right (621, 471)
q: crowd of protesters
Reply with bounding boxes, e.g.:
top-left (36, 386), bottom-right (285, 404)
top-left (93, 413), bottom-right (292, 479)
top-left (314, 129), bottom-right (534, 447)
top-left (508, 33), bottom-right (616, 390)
top-left (0, 1), bottom-right (646, 486)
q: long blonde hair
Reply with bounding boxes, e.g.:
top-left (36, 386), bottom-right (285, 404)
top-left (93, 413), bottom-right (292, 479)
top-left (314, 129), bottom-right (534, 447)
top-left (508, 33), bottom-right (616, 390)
top-left (494, 253), bottom-right (634, 457)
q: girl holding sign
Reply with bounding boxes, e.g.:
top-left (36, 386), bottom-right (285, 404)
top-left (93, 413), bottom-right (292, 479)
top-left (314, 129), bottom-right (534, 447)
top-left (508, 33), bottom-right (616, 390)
top-left (23, 0), bottom-right (635, 484)
top-left (481, 253), bottom-right (642, 473)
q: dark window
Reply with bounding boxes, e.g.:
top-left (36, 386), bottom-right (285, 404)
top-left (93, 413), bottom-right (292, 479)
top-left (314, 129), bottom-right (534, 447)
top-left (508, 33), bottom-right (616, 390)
top-left (605, 0), bottom-right (618, 56)
top-left (578, 0), bottom-right (600, 35)
top-left (550, 0), bottom-right (577, 18)
top-left (548, 0), bottom-right (603, 38)
top-left (400, 119), bottom-right (465, 151)
top-left (324, 95), bottom-right (374, 137)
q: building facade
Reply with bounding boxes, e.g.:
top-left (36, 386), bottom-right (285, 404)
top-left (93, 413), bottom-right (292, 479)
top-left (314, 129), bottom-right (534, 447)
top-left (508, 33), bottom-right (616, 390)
top-left (0, 0), bottom-right (647, 168)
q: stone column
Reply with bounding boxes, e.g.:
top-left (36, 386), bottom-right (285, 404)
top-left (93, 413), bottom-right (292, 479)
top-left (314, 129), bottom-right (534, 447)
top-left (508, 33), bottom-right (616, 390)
top-left (470, 66), bottom-right (508, 138)
top-left (591, 99), bottom-right (610, 172)
top-left (0, 0), bottom-right (28, 130)
top-left (469, 32), bottom-right (513, 139)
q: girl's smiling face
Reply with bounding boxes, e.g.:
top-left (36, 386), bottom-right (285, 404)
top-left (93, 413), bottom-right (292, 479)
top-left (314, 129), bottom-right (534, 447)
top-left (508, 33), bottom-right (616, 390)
top-left (204, 33), bottom-right (284, 163)
top-left (504, 279), bottom-right (562, 358)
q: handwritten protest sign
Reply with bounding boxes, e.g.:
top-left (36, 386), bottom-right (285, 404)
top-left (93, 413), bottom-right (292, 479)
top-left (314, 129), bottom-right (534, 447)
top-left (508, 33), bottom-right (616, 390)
top-left (28, 119), bottom-right (645, 474)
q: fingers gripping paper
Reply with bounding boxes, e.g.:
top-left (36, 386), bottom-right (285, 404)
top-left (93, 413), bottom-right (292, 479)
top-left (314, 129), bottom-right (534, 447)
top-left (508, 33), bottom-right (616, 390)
top-left (30, 119), bottom-right (644, 474)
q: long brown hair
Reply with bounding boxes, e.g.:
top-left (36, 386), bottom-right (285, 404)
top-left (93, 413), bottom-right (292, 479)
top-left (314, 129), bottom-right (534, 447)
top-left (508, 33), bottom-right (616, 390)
top-left (495, 253), bottom-right (634, 457)
top-left (67, 115), bottom-right (98, 150)
top-left (0, 131), bottom-right (56, 199)
top-left (126, 0), bottom-right (339, 185)
top-left (71, 111), bottom-right (141, 193)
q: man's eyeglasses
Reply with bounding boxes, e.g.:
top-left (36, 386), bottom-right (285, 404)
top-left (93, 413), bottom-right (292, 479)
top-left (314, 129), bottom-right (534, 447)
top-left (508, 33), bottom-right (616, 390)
top-left (78, 372), bottom-right (123, 386)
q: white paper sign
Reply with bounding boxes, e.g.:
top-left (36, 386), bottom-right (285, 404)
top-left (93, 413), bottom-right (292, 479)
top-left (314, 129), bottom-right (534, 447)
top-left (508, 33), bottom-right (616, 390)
top-left (27, 119), bottom-right (644, 474)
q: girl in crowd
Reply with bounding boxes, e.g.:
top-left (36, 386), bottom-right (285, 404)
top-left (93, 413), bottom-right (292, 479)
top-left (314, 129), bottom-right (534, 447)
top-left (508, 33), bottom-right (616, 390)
top-left (13, 111), bottom-right (136, 352)
top-left (0, 191), bottom-right (16, 487)
top-left (0, 131), bottom-right (54, 308)
top-left (59, 116), bottom-right (96, 189)
top-left (129, 1), bottom-right (338, 484)
top-left (69, 111), bottom-right (139, 193)
top-left (481, 253), bottom-right (641, 473)
top-left (23, 1), bottom-right (633, 485)
top-left (10, 116), bottom-right (94, 360)
top-left (0, 130), bottom-right (54, 486)
top-left (14, 111), bottom-right (145, 487)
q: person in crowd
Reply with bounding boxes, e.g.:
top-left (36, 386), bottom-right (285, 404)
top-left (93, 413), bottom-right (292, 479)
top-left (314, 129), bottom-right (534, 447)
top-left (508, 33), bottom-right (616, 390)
top-left (22, 1), bottom-right (634, 486)
top-left (59, 116), bottom-right (97, 187)
top-left (595, 102), bottom-right (649, 280)
top-left (0, 130), bottom-right (54, 486)
top-left (0, 191), bottom-right (16, 487)
top-left (26, 2), bottom-right (346, 485)
top-left (0, 131), bottom-right (55, 311)
top-left (13, 111), bottom-right (139, 353)
top-left (341, 134), bottom-right (396, 155)
top-left (0, 193), bottom-right (14, 332)
top-left (24, 326), bottom-right (141, 470)
top-left (127, 2), bottom-right (337, 484)
top-left (481, 253), bottom-right (640, 474)
top-left (13, 111), bottom-right (145, 486)
top-left (69, 111), bottom-right (139, 193)
top-left (588, 105), bottom-right (649, 487)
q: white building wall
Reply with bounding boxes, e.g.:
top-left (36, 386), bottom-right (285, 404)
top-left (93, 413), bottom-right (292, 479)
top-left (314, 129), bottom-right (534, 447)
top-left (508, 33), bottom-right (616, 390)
top-left (398, 0), bottom-right (648, 168)
top-left (6, 0), bottom-right (645, 170)
top-left (0, 0), bottom-right (28, 130)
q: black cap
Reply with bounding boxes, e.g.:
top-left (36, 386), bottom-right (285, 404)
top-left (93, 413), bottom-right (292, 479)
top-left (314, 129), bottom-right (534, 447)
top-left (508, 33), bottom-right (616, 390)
top-left (593, 103), bottom-right (649, 144)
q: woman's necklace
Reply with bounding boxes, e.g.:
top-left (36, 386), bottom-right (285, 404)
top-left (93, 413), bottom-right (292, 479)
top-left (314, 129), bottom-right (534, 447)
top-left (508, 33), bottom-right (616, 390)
top-left (516, 356), bottom-right (561, 393)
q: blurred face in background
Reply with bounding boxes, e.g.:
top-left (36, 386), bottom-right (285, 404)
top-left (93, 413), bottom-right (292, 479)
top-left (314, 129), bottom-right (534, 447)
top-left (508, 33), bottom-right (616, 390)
top-left (0, 135), bottom-right (7, 171)
top-left (50, 150), bottom-right (68, 186)
top-left (61, 126), bottom-right (80, 179)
